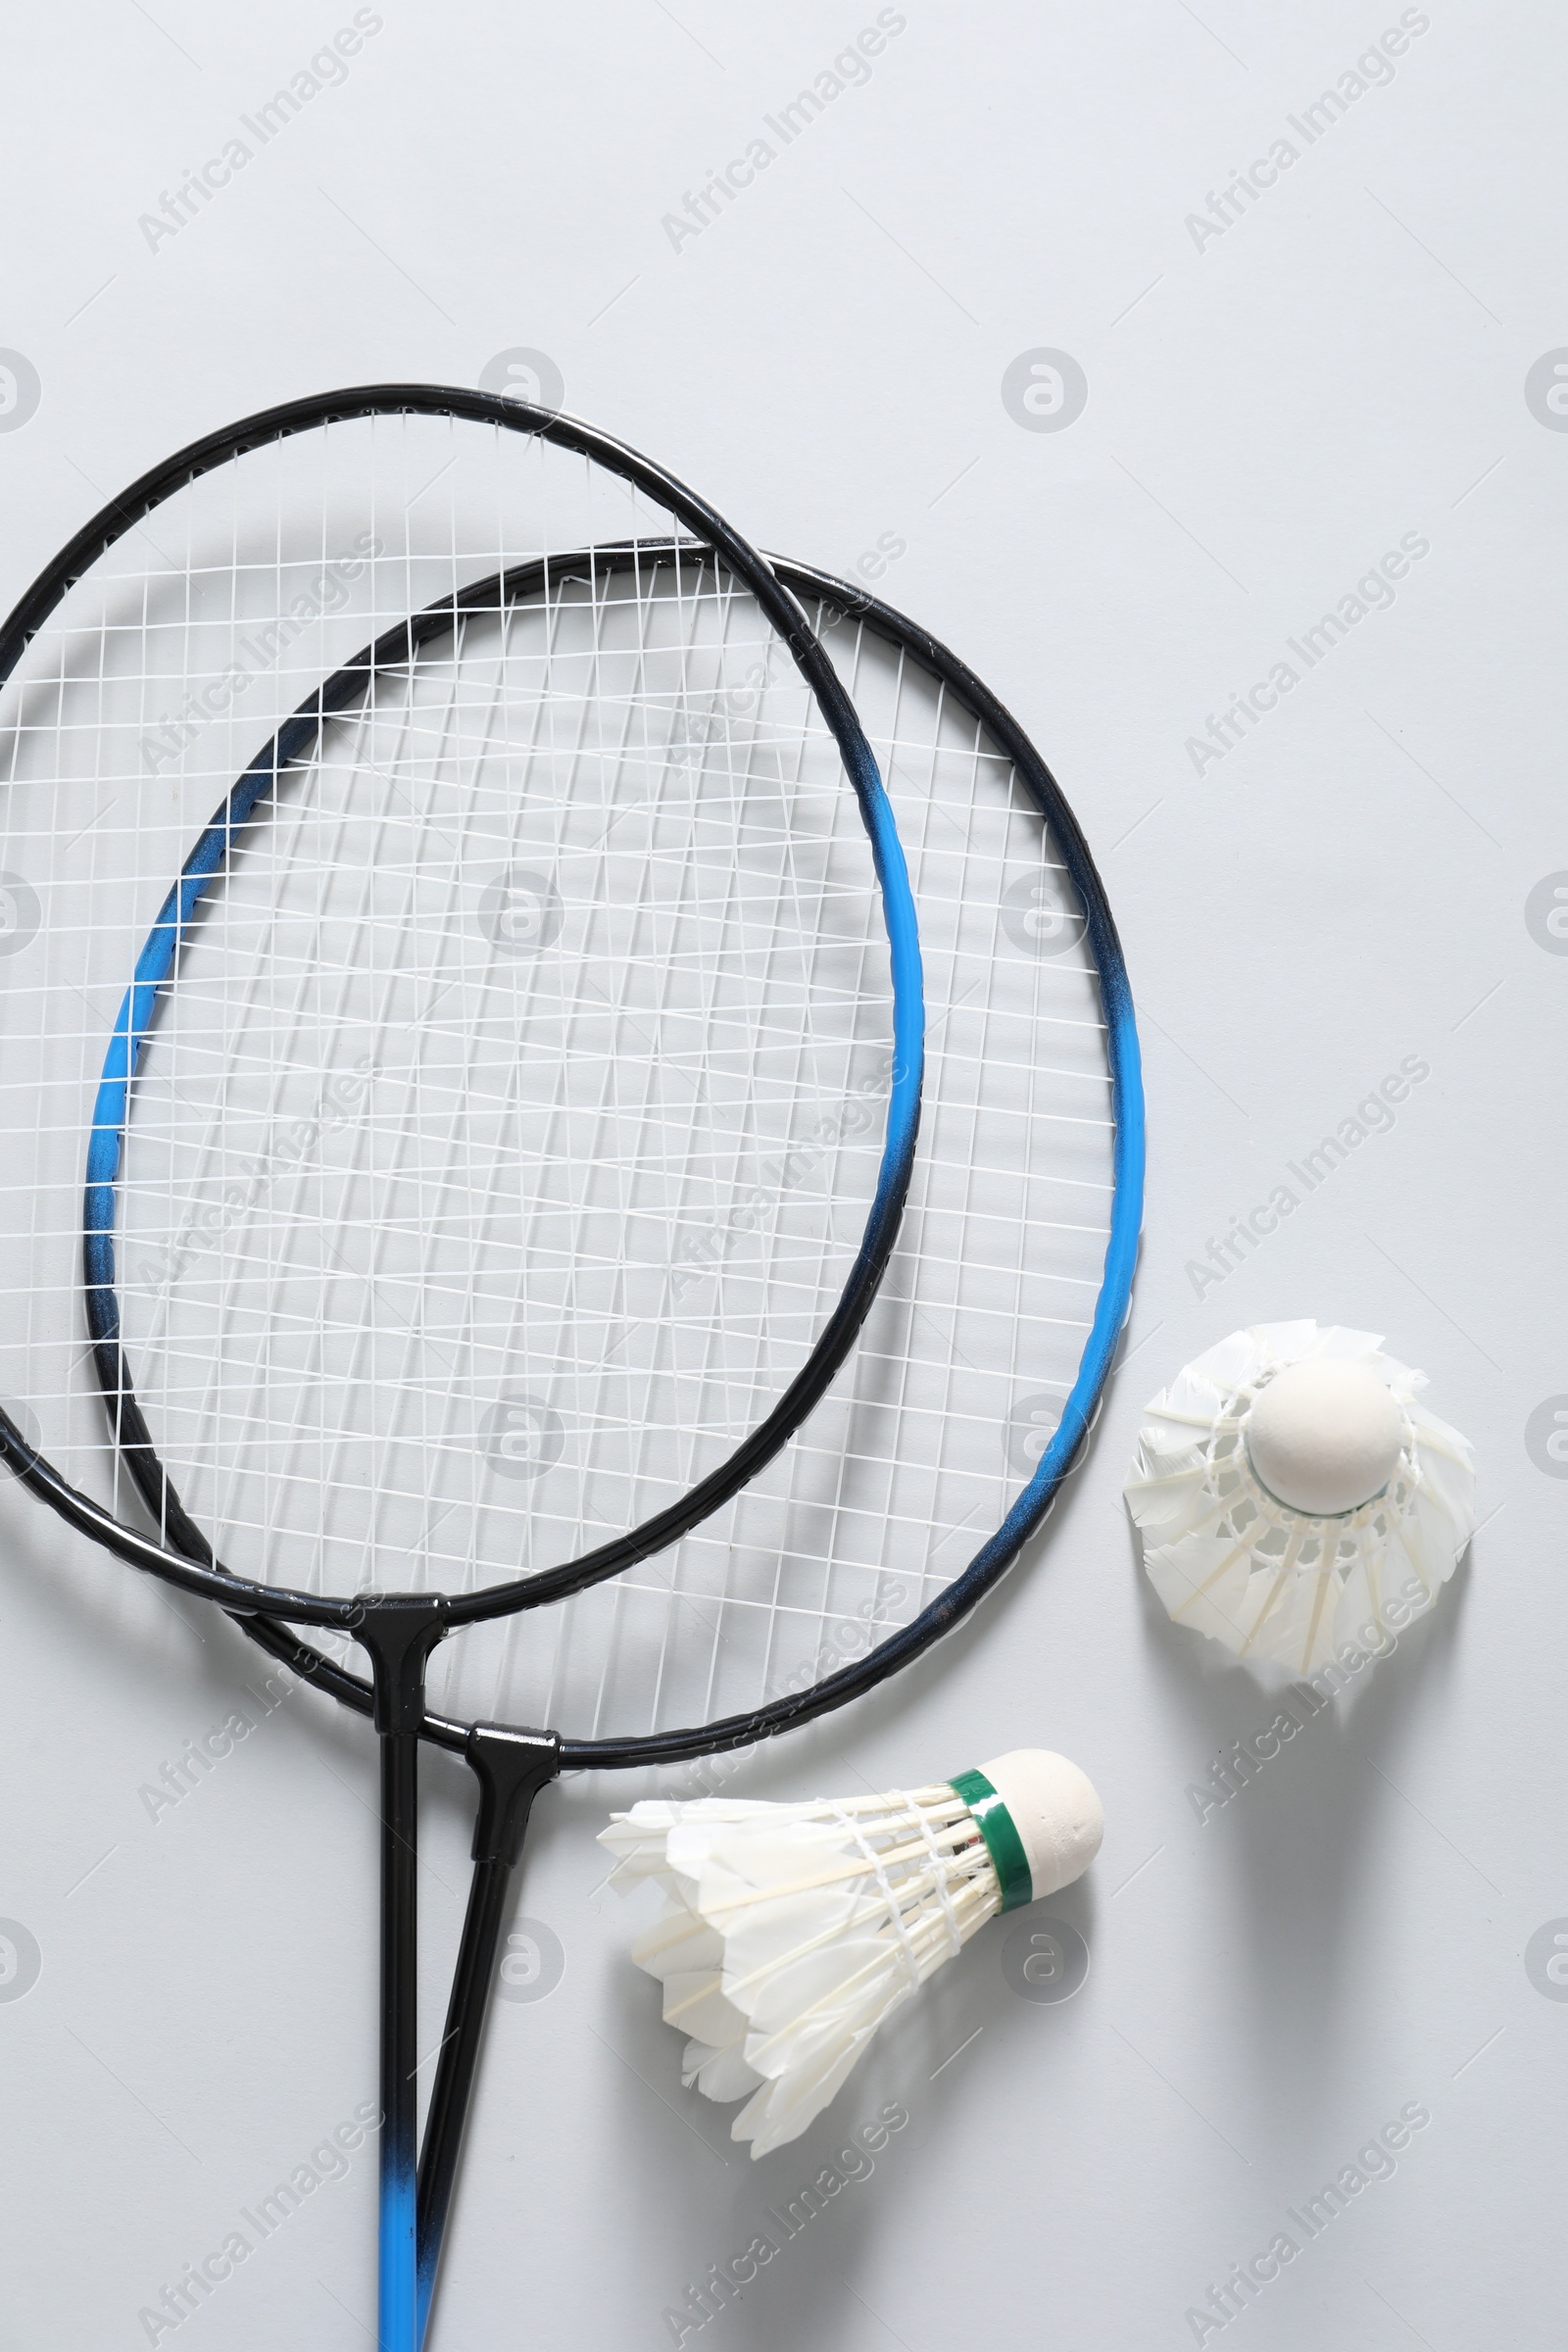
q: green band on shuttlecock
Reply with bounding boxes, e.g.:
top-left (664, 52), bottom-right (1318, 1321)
top-left (949, 1769), bottom-right (1032, 1913)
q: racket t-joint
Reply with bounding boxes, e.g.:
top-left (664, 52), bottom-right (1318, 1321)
top-left (466, 1723), bottom-right (561, 1868)
top-left (352, 1593), bottom-right (451, 1734)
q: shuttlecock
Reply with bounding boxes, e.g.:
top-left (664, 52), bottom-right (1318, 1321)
top-left (1126, 1319), bottom-right (1476, 1675)
top-left (599, 1749), bottom-right (1102, 2156)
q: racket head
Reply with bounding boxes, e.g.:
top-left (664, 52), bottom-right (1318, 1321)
top-left (0, 395), bottom-right (921, 1635)
top-left (71, 548), bottom-right (1142, 1756)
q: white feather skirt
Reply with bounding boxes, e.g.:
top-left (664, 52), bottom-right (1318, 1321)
top-left (1125, 1319), bottom-right (1476, 1675)
top-left (600, 1787), bottom-right (1001, 2156)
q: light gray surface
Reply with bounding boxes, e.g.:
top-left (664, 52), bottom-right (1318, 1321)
top-left (0, 3), bottom-right (1562, 2346)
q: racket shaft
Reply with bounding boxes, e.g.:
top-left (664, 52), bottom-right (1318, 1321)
top-left (416, 1855), bottom-right (513, 2342)
top-left (417, 1725), bottom-right (560, 2342)
top-left (379, 1729), bottom-right (420, 2352)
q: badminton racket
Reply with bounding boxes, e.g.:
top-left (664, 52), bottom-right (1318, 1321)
top-left (0, 391), bottom-right (922, 2351)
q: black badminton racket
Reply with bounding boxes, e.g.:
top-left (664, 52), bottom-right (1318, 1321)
top-left (0, 392), bottom-right (923, 2352)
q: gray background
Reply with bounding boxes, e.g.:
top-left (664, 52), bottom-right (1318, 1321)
top-left (0, 3), bottom-right (1562, 2346)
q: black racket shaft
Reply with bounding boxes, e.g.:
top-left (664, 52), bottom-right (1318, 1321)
top-left (416, 1727), bottom-right (561, 2341)
top-left (354, 1600), bottom-right (451, 2352)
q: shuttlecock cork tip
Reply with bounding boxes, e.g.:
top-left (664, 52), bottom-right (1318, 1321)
top-left (978, 1749), bottom-right (1102, 1901)
top-left (1245, 1356), bottom-right (1403, 1518)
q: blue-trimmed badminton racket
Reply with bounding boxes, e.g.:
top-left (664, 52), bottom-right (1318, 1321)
top-left (0, 393), bottom-right (922, 2352)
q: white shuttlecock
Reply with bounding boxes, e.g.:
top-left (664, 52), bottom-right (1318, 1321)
top-left (599, 1749), bottom-right (1102, 2157)
top-left (1126, 1319), bottom-right (1476, 1675)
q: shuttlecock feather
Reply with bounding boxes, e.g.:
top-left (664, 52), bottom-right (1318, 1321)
top-left (600, 1749), bottom-right (1102, 2156)
top-left (1126, 1319), bottom-right (1476, 1674)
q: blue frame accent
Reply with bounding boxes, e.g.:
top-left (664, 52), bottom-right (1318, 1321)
top-left (381, 2110), bottom-right (418, 2348)
top-left (974, 956), bottom-right (1143, 1556)
top-left (83, 741), bottom-right (287, 1314)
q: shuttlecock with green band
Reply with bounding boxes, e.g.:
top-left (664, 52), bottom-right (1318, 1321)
top-left (599, 1749), bottom-right (1102, 2156)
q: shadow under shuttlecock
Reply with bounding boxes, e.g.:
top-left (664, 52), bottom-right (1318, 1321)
top-left (595, 1923), bottom-right (929, 2351)
top-left (1131, 1510), bottom-right (1472, 2141)
top-left (607, 1902), bottom-right (1097, 2352)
